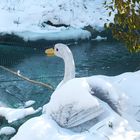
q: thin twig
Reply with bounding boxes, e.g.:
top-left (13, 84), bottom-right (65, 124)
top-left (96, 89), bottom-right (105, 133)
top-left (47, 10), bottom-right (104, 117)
top-left (96, 124), bottom-right (105, 130)
top-left (0, 65), bottom-right (54, 91)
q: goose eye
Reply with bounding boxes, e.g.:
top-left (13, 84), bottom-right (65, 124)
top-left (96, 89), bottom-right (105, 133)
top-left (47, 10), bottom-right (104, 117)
top-left (56, 48), bottom-right (59, 51)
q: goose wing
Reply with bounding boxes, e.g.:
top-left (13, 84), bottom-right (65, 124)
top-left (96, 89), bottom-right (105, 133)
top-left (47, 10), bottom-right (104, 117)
top-left (50, 102), bottom-right (104, 128)
top-left (87, 77), bottom-right (122, 115)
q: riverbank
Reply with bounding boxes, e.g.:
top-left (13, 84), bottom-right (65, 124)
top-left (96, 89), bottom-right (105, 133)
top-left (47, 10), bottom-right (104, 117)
top-left (0, 0), bottom-right (114, 46)
top-left (0, 28), bottom-right (113, 48)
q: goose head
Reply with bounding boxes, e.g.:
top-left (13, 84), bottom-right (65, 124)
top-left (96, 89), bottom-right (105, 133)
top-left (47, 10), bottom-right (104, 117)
top-left (45, 43), bottom-right (75, 87)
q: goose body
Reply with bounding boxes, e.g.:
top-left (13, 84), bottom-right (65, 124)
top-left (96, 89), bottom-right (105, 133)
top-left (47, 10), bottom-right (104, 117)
top-left (44, 78), bottom-right (105, 128)
top-left (44, 43), bottom-right (121, 128)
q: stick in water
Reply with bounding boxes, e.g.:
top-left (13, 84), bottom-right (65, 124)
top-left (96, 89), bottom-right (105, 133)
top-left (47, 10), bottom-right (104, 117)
top-left (0, 65), bottom-right (54, 91)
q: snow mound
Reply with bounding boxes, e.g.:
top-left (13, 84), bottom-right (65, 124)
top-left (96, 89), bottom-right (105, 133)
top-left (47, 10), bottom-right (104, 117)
top-left (0, 106), bottom-right (41, 123)
top-left (0, 127), bottom-right (16, 136)
top-left (11, 114), bottom-right (140, 140)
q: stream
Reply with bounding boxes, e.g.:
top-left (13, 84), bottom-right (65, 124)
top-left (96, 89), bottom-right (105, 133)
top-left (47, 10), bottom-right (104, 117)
top-left (0, 40), bottom-right (140, 139)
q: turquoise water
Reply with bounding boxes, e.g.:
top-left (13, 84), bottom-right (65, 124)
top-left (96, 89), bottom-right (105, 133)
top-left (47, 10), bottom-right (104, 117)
top-left (0, 41), bottom-right (140, 106)
top-left (0, 41), bottom-right (140, 139)
top-left (0, 41), bottom-right (140, 107)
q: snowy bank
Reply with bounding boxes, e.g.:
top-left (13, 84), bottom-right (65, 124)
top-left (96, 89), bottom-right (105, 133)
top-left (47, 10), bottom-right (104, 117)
top-left (0, 106), bottom-right (41, 123)
top-left (14, 28), bottom-right (91, 42)
top-left (11, 70), bottom-right (140, 140)
top-left (0, 0), bottom-right (113, 42)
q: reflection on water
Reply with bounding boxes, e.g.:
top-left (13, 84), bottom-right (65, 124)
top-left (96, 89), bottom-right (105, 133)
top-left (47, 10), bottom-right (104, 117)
top-left (72, 41), bottom-right (140, 76)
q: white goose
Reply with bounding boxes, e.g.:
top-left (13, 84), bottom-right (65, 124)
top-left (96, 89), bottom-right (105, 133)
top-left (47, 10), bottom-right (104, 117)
top-left (44, 43), bottom-right (121, 129)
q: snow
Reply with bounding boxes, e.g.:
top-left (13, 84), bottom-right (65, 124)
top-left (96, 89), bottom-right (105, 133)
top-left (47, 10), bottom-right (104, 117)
top-left (11, 114), bottom-right (94, 140)
top-left (93, 71), bottom-right (140, 115)
top-left (87, 74), bottom-right (140, 130)
top-left (24, 100), bottom-right (36, 108)
top-left (92, 36), bottom-right (107, 41)
top-left (11, 114), bottom-right (140, 140)
top-left (0, 127), bottom-right (16, 136)
top-left (0, 0), bottom-right (113, 41)
top-left (0, 106), bottom-right (41, 123)
top-left (14, 28), bottom-right (91, 41)
top-left (11, 70), bottom-right (140, 140)
top-left (98, 71), bottom-right (140, 128)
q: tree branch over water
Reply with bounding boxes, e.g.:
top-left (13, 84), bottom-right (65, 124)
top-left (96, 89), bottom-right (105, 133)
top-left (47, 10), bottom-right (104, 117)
top-left (0, 65), bottom-right (54, 91)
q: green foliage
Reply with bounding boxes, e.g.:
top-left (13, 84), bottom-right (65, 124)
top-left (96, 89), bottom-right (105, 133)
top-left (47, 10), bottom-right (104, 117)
top-left (104, 0), bottom-right (140, 52)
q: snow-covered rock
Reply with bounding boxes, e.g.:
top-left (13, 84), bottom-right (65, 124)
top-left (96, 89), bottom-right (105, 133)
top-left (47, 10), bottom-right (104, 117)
top-left (24, 100), bottom-right (36, 108)
top-left (0, 106), bottom-right (41, 123)
top-left (92, 35), bottom-right (107, 41)
top-left (0, 126), bottom-right (16, 136)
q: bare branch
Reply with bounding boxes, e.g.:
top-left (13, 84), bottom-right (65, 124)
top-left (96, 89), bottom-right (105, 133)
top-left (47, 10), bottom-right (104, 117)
top-left (0, 65), bottom-right (54, 91)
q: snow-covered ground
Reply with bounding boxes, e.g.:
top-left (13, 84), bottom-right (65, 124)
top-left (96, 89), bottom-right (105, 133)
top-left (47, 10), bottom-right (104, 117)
top-left (11, 70), bottom-right (140, 140)
top-left (0, 0), bottom-right (113, 41)
top-left (0, 106), bottom-right (41, 123)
